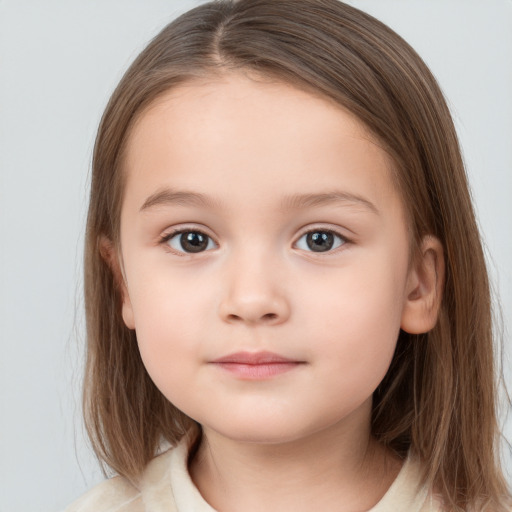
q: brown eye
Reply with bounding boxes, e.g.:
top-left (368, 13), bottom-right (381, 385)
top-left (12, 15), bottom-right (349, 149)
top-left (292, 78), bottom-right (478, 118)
top-left (295, 230), bottom-right (345, 253)
top-left (167, 230), bottom-right (216, 253)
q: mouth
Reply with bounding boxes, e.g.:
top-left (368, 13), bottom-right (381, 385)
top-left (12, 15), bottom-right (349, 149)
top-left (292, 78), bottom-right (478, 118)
top-left (210, 351), bottom-right (305, 380)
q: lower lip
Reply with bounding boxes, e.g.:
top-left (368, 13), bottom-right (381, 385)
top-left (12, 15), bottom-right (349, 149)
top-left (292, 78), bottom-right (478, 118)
top-left (212, 362), bottom-right (302, 380)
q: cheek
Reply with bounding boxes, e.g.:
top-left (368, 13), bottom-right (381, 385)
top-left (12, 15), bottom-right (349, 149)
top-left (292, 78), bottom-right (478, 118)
top-left (129, 261), bottom-right (211, 326)
top-left (299, 255), bottom-right (407, 383)
top-left (126, 269), bottom-right (208, 381)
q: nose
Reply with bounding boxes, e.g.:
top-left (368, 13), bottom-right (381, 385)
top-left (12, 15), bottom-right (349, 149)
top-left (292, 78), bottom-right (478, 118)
top-left (218, 251), bottom-right (291, 326)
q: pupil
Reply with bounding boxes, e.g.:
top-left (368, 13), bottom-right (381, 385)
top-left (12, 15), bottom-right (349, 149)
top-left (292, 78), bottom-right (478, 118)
top-left (181, 232), bottom-right (208, 253)
top-left (307, 231), bottom-right (333, 252)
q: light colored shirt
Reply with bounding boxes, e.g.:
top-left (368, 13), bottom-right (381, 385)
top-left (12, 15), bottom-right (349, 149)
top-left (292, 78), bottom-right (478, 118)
top-left (65, 435), bottom-right (441, 512)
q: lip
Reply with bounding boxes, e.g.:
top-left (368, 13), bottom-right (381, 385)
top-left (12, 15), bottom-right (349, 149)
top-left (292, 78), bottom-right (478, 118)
top-left (210, 351), bottom-right (305, 380)
top-left (211, 351), bottom-right (298, 365)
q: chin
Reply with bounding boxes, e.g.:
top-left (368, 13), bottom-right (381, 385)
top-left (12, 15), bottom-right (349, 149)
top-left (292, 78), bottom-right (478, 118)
top-left (202, 414), bottom-right (320, 446)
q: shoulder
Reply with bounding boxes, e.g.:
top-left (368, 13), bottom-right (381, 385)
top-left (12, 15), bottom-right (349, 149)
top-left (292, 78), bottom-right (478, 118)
top-left (64, 447), bottom-right (179, 512)
top-left (63, 475), bottom-right (143, 512)
top-left (419, 494), bottom-right (445, 512)
top-left (372, 453), bottom-right (445, 512)
top-left (63, 431), bottom-right (200, 512)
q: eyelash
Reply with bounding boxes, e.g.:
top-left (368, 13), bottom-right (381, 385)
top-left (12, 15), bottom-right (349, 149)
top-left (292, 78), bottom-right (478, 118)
top-left (295, 229), bottom-right (347, 253)
top-left (159, 227), bottom-right (349, 256)
top-left (159, 228), bottom-right (217, 256)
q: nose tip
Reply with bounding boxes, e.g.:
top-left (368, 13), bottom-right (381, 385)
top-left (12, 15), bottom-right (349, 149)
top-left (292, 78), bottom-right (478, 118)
top-left (218, 285), bottom-right (290, 326)
top-left (218, 250), bottom-right (290, 326)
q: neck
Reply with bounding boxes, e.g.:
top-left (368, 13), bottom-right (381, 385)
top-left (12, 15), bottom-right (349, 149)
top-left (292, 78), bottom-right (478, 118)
top-left (188, 403), bottom-right (402, 512)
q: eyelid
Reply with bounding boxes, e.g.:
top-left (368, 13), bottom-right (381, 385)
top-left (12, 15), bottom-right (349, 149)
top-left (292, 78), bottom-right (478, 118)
top-left (159, 225), bottom-right (218, 255)
top-left (157, 223), bottom-right (352, 256)
top-left (293, 225), bottom-right (351, 253)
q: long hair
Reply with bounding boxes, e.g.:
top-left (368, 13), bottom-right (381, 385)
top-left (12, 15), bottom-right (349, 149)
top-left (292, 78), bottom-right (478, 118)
top-left (83, 1), bottom-right (511, 509)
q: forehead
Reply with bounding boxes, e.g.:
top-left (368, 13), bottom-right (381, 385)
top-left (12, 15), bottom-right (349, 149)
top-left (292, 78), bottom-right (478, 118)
top-left (128, 72), bottom-right (376, 156)
top-left (122, 72), bottom-right (400, 217)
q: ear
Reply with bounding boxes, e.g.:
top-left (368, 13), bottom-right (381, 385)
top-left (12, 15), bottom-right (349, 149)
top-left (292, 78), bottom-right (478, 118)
top-left (400, 235), bottom-right (445, 334)
top-left (99, 236), bottom-right (135, 330)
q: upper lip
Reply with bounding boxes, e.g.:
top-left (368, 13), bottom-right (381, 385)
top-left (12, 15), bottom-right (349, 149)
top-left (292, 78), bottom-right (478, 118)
top-left (211, 351), bottom-right (300, 365)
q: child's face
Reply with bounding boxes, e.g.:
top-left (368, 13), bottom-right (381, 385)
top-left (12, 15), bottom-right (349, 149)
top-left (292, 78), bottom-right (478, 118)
top-left (118, 72), bottom-right (415, 445)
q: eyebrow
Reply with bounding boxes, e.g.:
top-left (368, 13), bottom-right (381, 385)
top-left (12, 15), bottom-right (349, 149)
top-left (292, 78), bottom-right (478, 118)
top-left (140, 187), bottom-right (379, 215)
top-left (280, 191), bottom-right (379, 215)
top-left (140, 188), bottom-right (221, 211)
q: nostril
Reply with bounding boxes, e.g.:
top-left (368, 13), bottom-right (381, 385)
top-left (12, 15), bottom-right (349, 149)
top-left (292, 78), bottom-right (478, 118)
top-left (227, 313), bottom-right (278, 322)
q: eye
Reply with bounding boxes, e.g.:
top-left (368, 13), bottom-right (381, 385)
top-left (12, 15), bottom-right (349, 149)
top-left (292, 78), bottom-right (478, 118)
top-left (163, 230), bottom-right (217, 254)
top-left (295, 229), bottom-right (346, 253)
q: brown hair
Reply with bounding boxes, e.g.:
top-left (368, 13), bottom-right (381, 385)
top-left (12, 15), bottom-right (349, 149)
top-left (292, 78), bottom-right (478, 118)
top-left (83, 1), bottom-right (511, 509)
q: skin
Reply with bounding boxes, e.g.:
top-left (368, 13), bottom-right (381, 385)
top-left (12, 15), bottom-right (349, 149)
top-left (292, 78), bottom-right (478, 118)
top-left (114, 72), bottom-right (443, 512)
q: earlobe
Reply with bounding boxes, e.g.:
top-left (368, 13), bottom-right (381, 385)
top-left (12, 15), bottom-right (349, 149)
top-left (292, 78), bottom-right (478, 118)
top-left (121, 298), bottom-right (136, 330)
top-left (400, 236), bottom-right (445, 334)
top-left (99, 236), bottom-right (135, 330)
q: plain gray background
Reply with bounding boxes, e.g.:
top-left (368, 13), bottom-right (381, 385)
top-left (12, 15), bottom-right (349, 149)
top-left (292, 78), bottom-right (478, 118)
top-left (0, 1), bottom-right (511, 511)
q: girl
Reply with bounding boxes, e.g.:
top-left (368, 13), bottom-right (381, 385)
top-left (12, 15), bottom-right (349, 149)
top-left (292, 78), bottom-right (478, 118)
top-left (67, 0), bottom-right (511, 510)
